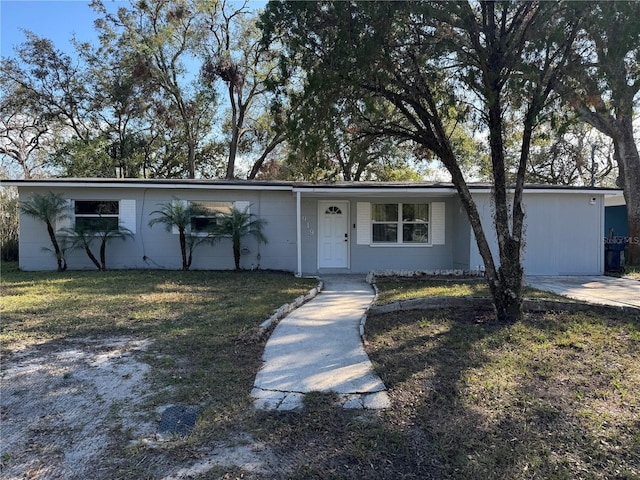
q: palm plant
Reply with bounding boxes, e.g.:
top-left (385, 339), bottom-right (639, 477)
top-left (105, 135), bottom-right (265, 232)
top-left (65, 218), bottom-right (133, 271)
top-left (148, 199), bottom-right (208, 271)
top-left (19, 192), bottom-right (70, 271)
top-left (214, 205), bottom-right (267, 270)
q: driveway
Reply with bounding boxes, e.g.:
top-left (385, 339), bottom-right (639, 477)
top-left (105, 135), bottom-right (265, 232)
top-left (526, 275), bottom-right (640, 309)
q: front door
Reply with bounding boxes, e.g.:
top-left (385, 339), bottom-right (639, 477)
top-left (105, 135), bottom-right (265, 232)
top-left (318, 201), bottom-right (349, 269)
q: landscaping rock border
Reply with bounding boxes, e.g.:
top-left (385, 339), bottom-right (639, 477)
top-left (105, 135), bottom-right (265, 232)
top-left (249, 278), bottom-right (323, 342)
top-left (362, 272), bottom-right (639, 341)
top-left (366, 269), bottom-right (483, 284)
top-left (367, 296), bottom-right (611, 315)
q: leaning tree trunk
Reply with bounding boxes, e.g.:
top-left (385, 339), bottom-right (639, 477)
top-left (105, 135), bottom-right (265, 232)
top-left (440, 142), bottom-right (524, 322)
top-left (85, 245), bottom-right (102, 270)
top-left (45, 220), bottom-right (65, 272)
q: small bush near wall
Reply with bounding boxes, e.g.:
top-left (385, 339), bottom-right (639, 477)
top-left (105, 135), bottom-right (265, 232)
top-left (1, 188), bottom-right (19, 262)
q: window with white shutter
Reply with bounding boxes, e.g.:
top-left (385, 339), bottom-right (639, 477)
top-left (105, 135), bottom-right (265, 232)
top-left (356, 201), bottom-right (445, 246)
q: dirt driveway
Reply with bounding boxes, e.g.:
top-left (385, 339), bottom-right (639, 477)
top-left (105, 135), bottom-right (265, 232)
top-left (526, 275), bottom-right (640, 309)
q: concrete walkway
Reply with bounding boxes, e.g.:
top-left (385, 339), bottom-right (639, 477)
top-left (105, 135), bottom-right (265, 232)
top-left (252, 275), bottom-right (390, 411)
top-left (526, 275), bottom-right (640, 309)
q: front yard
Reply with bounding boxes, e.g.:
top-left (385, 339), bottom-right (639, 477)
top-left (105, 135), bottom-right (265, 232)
top-left (0, 265), bottom-right (316, 478)
top-left (1, 268), bottom-right (639, 479)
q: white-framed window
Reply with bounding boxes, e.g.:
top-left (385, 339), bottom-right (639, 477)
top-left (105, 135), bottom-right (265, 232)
top-left (74, 200), bottom-right (120, 231)
top-left (189, 201), bottom-right (233, 234)
top-left (372, 203), bottom-right (429, 244)
top-left (357, 201), bottom-right (445, 246)
top-left (57, 199), bottom-right (136, 234)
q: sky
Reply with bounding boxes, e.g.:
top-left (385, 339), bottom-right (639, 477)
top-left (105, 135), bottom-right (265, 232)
top-left (0, 0), bottom-right (267, 59)
top-left (0, 0), bottom-right (130, 59)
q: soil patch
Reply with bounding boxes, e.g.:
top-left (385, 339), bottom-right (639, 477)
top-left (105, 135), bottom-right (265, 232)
top-left (0, 337), bottom-right (280, 479)
top-left (1, 338), bottom-right (154, 479)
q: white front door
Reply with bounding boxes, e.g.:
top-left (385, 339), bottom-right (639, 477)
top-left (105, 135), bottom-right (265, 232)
top-left (318, 201), bottom-right (349, 268)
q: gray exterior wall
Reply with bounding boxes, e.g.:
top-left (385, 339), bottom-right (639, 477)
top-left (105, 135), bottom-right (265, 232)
top-left (451, 197), bottom-right (471, 270)
top-left (14, 183), bottom-right (609, 275)
top-left (300, 198), bottom-right (319, 274)
top-left (17, 186), bottom-right (298, 272)
top-left (18, 186), bottom-right (143, 271)
top-left (299, 196), bottom-right (468, 275)
top-left (468, 192), bottom-right (605, 275)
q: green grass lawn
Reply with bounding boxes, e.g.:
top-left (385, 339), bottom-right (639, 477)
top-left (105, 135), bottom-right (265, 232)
top-left (0, 264), bottom-right (315, 438)
top-left (2, 267), bottom-right (639, 479)
top-left (623, 265), bottom-right (640, 280)
top-left (375, 276), bottom-right (568, 304)
top-left (257, 279), bottom-right (640, 479)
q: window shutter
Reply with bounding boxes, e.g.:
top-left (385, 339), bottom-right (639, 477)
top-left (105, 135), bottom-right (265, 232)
top-left (119, 199), bottom-right (136, 234)
top-left (431, 202), bottom-right (445, 245)
top-left (172, 199), bottom-right (188, 234)
top-left (234, 201), bottom-right (250, 213)
top-left (357, 202), bottom-right (371, 245)
top-left (56, 199), bottom-right (74, 232)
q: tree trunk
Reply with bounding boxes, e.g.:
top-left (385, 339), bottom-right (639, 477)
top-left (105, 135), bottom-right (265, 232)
top-left (227, 131), bottom-right (239, 180)
top-left (187, 141), bottom-right (196, 179)
top-left (492, 240), bottom-right (524, 322)
top-left (615, 119), bottom-right (640, 265)
top-left (179, 229), bottom-right (189, 271)
top-left (99, 239), bottom-right (107, 271)
top-left (439, 144), bottom-right (523, 322)
top-left (226, 84), bottom-right (243, 180)
top-left (485, 82), bottom-right (524, 322)
top-left (45, 221), bottom-right (65, 272)
top-left (233, 238), bottom-right (241, 270)
top-left (85, 245), bottom-right (102, 270)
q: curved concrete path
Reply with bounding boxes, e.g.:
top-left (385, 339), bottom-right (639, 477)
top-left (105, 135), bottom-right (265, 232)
top-left (526, 275), bottom-right (640, 309)
top-left (252, 275), bottom-right (390, 411)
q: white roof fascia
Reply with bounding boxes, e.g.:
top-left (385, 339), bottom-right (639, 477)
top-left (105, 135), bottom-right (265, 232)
top-left (605, 195), bottom-right (626, 206)
top-left (469, 188), bottom-right (623, 196)
top-left (2, 180), bottom-right (624, 197)
top-left (1, 180), bottom-right (293, 191)
top-left (292, 186), bottom-right (458, 196)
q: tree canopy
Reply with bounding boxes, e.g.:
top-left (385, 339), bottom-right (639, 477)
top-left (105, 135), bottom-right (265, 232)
top-left (2, 2), bottom-right (639, 278)
top-left (261, 0), bottom-right (581, 321)
top-left (559, 1), bottom-right (640, 264)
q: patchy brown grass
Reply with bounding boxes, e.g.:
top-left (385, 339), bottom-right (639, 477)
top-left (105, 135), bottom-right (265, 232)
top-left (364, 307), bottom-right (640, 479)
top-left (375, 276), bottom-right (568, 305)
top-left (2, 266), bottom-right (639, 479)
top-left (0, 264), bottom-right (316, 478)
